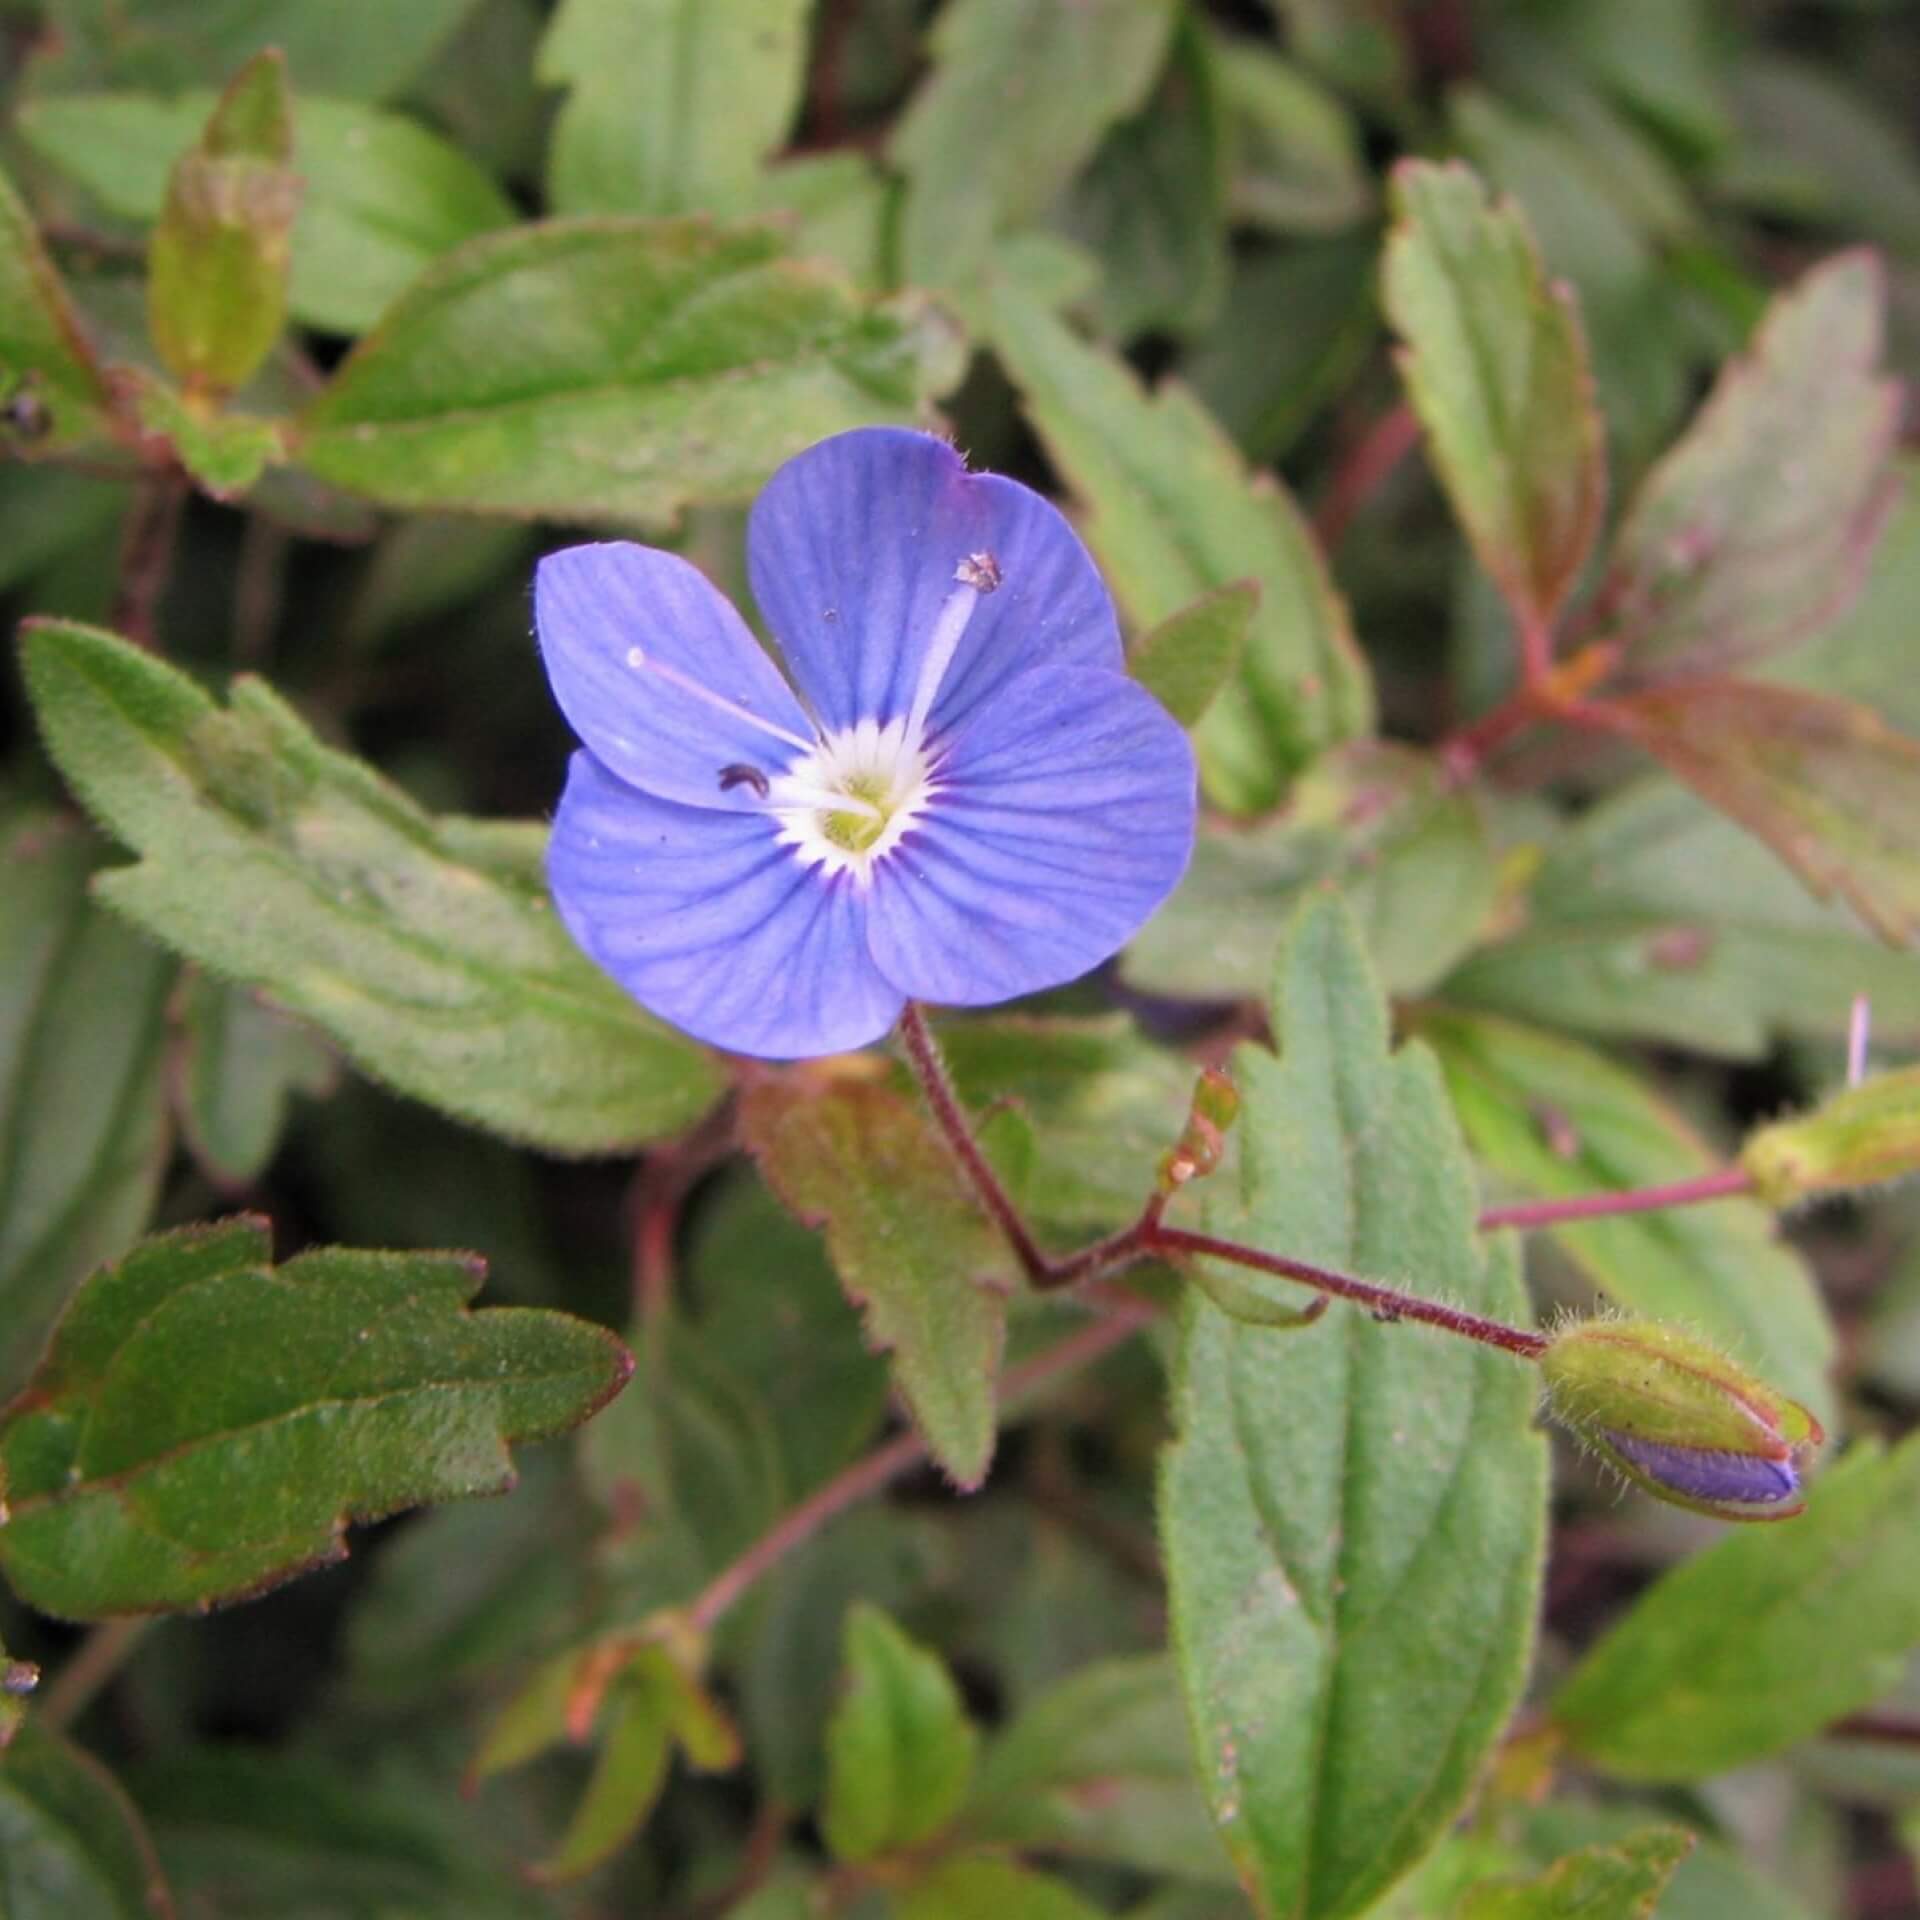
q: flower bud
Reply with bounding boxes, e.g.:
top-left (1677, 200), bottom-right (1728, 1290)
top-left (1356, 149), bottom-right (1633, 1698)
top-left (1157, 1068), bottom-right (1240, 1197)
top-left (1742, 1066), bottom-right (1920, 1208)
top-left (1540, 1319), bottom-right (1822, 1522)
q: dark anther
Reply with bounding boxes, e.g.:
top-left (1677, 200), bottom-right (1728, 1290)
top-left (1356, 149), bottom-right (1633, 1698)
top-left (718, 763), bottom-right (771, 799)
top-left (2, 377), bottom-right (52, 443)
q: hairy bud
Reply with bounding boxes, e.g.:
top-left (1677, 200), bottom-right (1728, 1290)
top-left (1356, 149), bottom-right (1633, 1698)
top-left (1743, 1067), bottom-right (1920, 1208)
top-left (1540, 1319), bottom-right (1822, 1521)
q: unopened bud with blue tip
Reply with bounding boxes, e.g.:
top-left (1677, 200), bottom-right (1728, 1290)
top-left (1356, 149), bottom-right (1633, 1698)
top-left (1540, 1319), bottom-right (1823, 1522)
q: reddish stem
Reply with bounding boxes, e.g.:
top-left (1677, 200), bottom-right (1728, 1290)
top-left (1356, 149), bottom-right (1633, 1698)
top-left (1478, 1166), bottom-right (1754, 1233)
top-left (1315, 402), bottom-right (1421, 550)
top-left (900, 1004), bottom-right (1547, 1360)
top-left (683, 1290), bottom-right (1158, 1633)
top-left (1149, 1227), bottom-right (1548, 1358)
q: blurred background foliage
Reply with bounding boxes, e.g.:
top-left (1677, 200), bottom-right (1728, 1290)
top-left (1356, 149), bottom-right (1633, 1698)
top-left (2, 1), bottom-right (1920, 1916)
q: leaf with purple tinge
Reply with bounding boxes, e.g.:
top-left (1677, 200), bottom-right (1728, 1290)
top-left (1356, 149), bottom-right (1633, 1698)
top-left (1599, 252), bottom-right (1902, 678)
top-left (1600, 677), bottom-right (1920, 945)
top-left (741, 1079), bottom-right (1010, 1489)
top-left (1382, 159), bottom-right (1606, 647)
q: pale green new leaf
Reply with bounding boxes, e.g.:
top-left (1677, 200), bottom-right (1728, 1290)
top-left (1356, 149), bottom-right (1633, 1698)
top-left (22, 620), bottom-right (723, 1153)
top-left (1600, 253), bottom-right (1900, 677)
top-left (0, 1218), bottom-right (632, 1619)
top-left (1422, 1009), bottom-right (1835, 1426)
top-left (892, 0), bottom-right (1179, 295)
top-left (1215, 31), bottom-right (1371, 234)
top-left (1553, 1434), bottom-right (1920, 1780)
top-left (0, 806), bottom-right (172, 1396)
top-left (19, 90), bottom-right (517, 336)
top-left (1160, 899), bottom-right (1547, 1919)
top-left (990, 284), bottom-right (1372, 812)
top-left (540, 0), bottom-right (811, 217)
top-left (0, 1725), bottom-right (173, 1919)
top-left (1383, 159), bottom-right (1606, 640)
top-left (743, 1080), bottom-right (1009, 1489)
top-left (1124, 743), bottom-right (1500, 1000)
top-left (1459, 1828), bottom-right (1693, 1920)
top-left (297, 219), bottom-right (962, 526)
top-left (823, 1604), bottom-right (978, 1864)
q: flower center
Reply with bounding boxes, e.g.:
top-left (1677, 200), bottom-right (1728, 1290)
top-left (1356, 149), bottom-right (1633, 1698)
top-left (768, 717), bottom-right (934, 882)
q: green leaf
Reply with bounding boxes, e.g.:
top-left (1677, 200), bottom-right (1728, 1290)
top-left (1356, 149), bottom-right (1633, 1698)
top-left (21, 620), bottom-right (723, 1153)
top-left (0, 806), bottom-right (172, 1397)
top-left (1601, 677), bottom-right (1920, 945)
top-left (965, 1655), bottom-right (1232, 1883)
top-left (1130, 582), bottom-right (1255, 730)
top-left (0, 161), bottom-right (114, 455)
top-left (1440, 776), bottom-right (1920, 1059)
top-left (146, 51), bottom-right (300, 394)
top-left (529, 1652), bottom-right (675, 1883)
top-left (1159, 898), bottom-right (1547, 1920)
top-left (750, 152), bottom-right (890, 290)
top-left (0, 1218), bottom-right (632, 1618)
top-left (1598, 253), bottom-right (1900, 677)
top-left (296, 218), bottom-right (961, 525)
top-left (176, 973), bottom-right (336, 1189)
top-left (899, 1857), bottom-right (1107, 1920)
top-left (1553, 1434), bottom-right (1920, 1779)
top-left (989, 283), bottom-right (1372, 812)
top-left (1382, 159), bottom-right (1606, 641)
top-left (742, 1079), bottom-right (1009, 1489)
top-left (822, 1603), bottom-right (978, 1864)
top-left (539, 0), bottom-right (810, 217)
top-left (1216, 31), bottom-right (1372, 234)
top-left (0, 1724), bottom-right (173, 1919)
top-left (19, 90), bottom-right (517, 338)
top-left (1057, 15), bottom-right (1229, 341)
top-left (28, 0), bottom-right (479, 102)
top-left (1459, 1828), bottom-right (1694, 1920)
top-left (1420, 1008), bottom-right (1836, 1427)
top-left (892, 0), bottom-right (1178, 296)
top-left (1123, 742), bottom-right (1500, 1000)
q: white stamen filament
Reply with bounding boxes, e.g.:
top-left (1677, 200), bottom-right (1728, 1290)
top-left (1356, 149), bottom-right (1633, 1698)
top-left (625, 644), bottom-right (816, 754)
top-left (903, 576), bottom-right (987, 749)
top-left (769, 781), bottom-right (882, 820)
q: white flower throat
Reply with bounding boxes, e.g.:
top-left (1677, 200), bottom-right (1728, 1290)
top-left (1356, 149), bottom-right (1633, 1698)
top-left (628, 549), bottom-right (1002, 884)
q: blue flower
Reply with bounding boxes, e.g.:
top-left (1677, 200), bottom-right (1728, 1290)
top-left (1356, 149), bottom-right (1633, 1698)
top-left (537, 428), bottom-right (1197, 1059)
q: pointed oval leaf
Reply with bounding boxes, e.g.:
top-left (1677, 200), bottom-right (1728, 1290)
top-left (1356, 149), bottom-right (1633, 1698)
top-left (1160, 899), bottom-right (1547, 1920)
top-left (1552, 1434), bottom-right (1920, 1780)
top-left (0, 1220), bottom-right (631, 1618)
top-left (0, 161), bottom-right (114, 454)
top-left (1383, 159), bottom-right (1606, 643)
top-left (296, 218), bottom-right (962, 525)
top-left (1599, 253), bottom-right (1901, 678)
top-left (21, 620), bottom-right (722, 1152)
top-left (822, 1603), bottom-right (979, 1864)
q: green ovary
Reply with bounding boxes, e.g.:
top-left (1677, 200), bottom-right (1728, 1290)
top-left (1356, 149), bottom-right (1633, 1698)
top-left (821, 772), bottom-right (894, 853)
